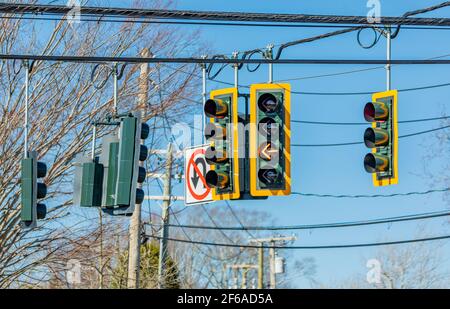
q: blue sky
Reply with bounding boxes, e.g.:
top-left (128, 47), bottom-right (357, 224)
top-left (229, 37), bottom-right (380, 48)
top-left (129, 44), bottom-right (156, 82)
top-left (167, 0), bottom-right (450, 287)
top-left (38, 0), bottom-right (450, 287)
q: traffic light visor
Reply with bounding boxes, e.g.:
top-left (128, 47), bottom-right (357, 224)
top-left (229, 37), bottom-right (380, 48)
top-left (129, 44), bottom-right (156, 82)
top-left (205, 99), bottom-right (228, 119)
top-left (364, 153), bottom-right (389, 173)
top-left (364, 128), bottom-right (389, 148)
top-left (258, 93), bottom-right (280, 114)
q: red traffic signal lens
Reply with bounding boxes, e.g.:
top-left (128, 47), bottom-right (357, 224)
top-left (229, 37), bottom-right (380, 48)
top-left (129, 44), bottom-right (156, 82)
top-left (141, 123), bottom-right (150, 140)
top-left (205, 99), bottom-right (228, 119)
top-left (364, 102), bottom-right (389, 123)
top-left (258, 93), bottom-right (280, 114)
top-left (37, 162), bottom-right (47, 179)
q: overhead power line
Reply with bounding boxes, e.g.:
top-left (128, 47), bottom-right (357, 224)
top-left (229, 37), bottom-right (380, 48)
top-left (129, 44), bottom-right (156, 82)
top-left (1, 3), bottom-right (450, 26)
top-left (293, 116), bottom-right (450, 126)
top-left (291, 81), bottom-right (450, 96)
top-left (293, 188), bottom-right (450, 199)
top-left (293, 124), bottom-right (450, 148)
top-left (1, 54), bottom-right (450, 65)
top-left (145, 234), bottom-right (450, 250)
top-left (165, 210), bottom-right (450, 231)
top-left (2, 15), bottom-right (450, 30)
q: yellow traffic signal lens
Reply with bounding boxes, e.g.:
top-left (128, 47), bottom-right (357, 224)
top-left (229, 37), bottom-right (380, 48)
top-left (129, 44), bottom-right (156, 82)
top-left (205, 123), bottom-right (227, 140)
top-left (258, 93), bottom-right (280, 114)
top-left (364, 102), bottom-right (389, 122)
top-left (205, 146), bottom-right (228, 165)
top-left (364, 128), bottom-right (389, 148)
top-left (364, 153), bottom-right (389, 174)
top-left (205, 99), bottom-right (228, 119)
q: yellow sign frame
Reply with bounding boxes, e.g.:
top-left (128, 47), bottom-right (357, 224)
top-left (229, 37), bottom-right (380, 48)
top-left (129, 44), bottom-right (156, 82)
top-left (372, 90), bottom-right (399, 187)
top-left (250, 84), bottom-right (291, 197)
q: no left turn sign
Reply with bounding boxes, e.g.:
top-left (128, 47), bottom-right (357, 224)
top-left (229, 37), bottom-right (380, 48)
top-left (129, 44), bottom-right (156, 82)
top-left (184, 145), bottom-right (213, 206)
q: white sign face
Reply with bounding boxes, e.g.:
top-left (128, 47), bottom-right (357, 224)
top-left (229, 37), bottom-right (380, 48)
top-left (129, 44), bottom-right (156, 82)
top-left (184, 145), bottom-right (213, 206)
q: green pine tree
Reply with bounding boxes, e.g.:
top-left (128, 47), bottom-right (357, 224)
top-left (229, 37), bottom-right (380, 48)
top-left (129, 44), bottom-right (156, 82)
top-left (111, 242), bottom-right (180, 289)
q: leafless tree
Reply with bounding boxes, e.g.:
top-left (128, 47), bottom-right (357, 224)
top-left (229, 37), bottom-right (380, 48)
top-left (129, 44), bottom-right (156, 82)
top-left (328, 229), bottom-right (449, 289)
top-left (0, 0), bottom-right (203, 288)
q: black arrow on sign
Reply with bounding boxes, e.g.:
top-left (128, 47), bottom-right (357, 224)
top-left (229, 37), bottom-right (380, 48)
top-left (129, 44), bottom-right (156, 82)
top-left (192, 157), bottom-right (207, 189)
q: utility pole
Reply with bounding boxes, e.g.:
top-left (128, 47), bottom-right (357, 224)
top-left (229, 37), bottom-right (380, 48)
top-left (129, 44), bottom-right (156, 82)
top-left (249, 235), bottom-right (296, 290)
top-left (258, 244), bottom-right (264, 289)
top-left (127, 48), bottom-right (150, 289)
top-left (227, 264), bottom-right (258, 289)
top-left (157, 143), bottom-right (174, 289)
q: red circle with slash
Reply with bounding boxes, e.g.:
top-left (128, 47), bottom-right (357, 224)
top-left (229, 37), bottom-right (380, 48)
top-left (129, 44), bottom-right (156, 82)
top-left (187, 148), bottom-right (211, 201)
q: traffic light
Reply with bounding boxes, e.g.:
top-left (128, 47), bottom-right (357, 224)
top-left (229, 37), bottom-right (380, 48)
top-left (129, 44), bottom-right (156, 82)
top-left (21, 152), bottom-right (47, 229)
top-left (113, 114), bottom-right (150, 214)
top-left (250, 84), bottom-right (291, 197)
top-left (363, 90), bottom-right (399, 187)
top-left (204, 88), bottom-right (240, 201)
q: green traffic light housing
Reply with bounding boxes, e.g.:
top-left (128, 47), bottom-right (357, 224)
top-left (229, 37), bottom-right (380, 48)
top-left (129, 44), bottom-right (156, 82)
top-left (110, 114), bottom-right (149, 216)
top-left (21, 152), bottom-right (48, 229)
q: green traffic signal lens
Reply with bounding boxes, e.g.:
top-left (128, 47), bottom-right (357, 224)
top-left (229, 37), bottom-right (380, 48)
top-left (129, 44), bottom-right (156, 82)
top-left (37, 162), bottom-right (47, 178)
top-left (141, 123), bottom-right (150, 140)
top-left (364, 102), bottom-right (389, 122)
top-left (258, 168), bottom-right (281, 185)
top-left (205, 123), bottom-right (226, 140)
top-left (205, 99), bottom-right (228, 119)
top-left (205, 170), bottom-right (230, 189)
top-left (36, 203), bottom-right (47, 220)
top-left (364, 128), bottom-right (389, 148)
top-left (205, 146), bottom-right (228, 165)
top-left (135, 188), bottom-right (145, 205)
top-left (364, 153), bottom-right (390, 173)
top-left (258, 93), bottom-right (280, 114)
top-left (37, 183), bottom-right (47, 199)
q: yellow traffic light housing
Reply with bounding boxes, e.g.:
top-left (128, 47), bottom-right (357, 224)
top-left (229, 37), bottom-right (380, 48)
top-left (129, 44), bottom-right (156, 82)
top-left (364, 90), bottom-right (399, 187)
top-left (250, 84), bottom-right (291, 197)
top-left (204, 88), bottom-right (240, 201)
